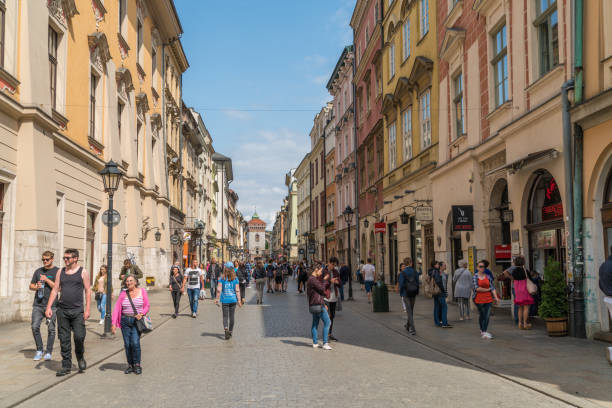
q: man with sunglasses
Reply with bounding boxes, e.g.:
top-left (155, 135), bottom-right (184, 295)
top-left (46, 248), bottom-right (91, 377)
top-left (29, 251), bottom-right (59, 361)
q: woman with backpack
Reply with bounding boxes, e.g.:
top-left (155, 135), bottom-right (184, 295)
top-left (215, 262), bottom-right (243, 339)
top-left (398, 258), bottom-right (420, 335)
top-left (473, 260), bottom-right (499, 339)
top-left (453, 259), bottom-right (472, 321)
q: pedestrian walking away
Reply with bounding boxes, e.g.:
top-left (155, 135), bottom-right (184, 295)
top-left (45, 248), bottom-right (91, 377)
top-left (453, 259), bottom-right (472, 321)
top-left (599, 245), bottom-right (612, 365)
top-left (119, 258), bottom-right (143, 289)
top-left (236, 261), bottom-right (248, 301)
top-left (282, 260), bottom-right (291, 292)
top-left (398, 257), bottom-right (420, 335)
top-left (93, 265), bottom-right (108, 325)
top-left (169, 265), bottom-right (184, 318)
top-left (429, 260), bottom-right (452, 328)
top-left (362, 258), bottom-right (376, 304)
top-left (474, 261), bottom-right (499, 339)
top-left (356, 260), bottom-right (364, 290)
top-left (215, 262), bottom-right (242, 339)
top-left (504, 256), bottom-right (534, 330)
top-left (307, 266), bottom-right (332, 350)
top-left (297, 261), bottom-right (308, 293)
top-left (275, 261), bottom-right (284, 292)
top-left (30, 250), bottom-right (59, 362)
top-left (183, 259), bottom-right (205, 318)
top-left (111, 275), bottom-right (150, 374)
top-left (266, 260), bottom-right (276, 293)
top-left (323, 257), bottom-right (341, 342)
top-left (253, 258), bottom-right (267, 304)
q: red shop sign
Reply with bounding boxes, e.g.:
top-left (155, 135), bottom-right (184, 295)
top-left (374, 222), bottom-right (386, 233)
top-left (495, 244), bottom-right (512, 264)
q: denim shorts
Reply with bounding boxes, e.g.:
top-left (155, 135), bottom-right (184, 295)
top-left (364, 280), bottom-right (375, 293)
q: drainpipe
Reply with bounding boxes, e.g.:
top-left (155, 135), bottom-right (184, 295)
top-left (561, 80), bottom-right (575, 336)
top-left (352, 49), bottom-right (360, 273)
top-left (572, 0), bottom-right (586, 338)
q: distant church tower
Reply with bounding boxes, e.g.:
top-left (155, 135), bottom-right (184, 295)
top-left (247, 211), bottom-right (267, 261)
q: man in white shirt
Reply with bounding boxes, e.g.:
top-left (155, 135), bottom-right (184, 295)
top-left (183, 259), bottom-right (205, 318)
top-left (362, 258), bottom-right (376, 304)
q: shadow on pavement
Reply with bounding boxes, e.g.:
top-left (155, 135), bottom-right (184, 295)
top-left (200, 332), bottom-right (225, 340)
top-left (19, 348), bottom-right (36, 359)
top-left (280, 339), bottom-right (312, 348)
top-left (34, 360), bottom-right (64, 371)
top-left (98, 362), bottom-right (126, 372)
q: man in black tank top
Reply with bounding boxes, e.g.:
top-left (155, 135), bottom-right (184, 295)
top-left (46, 248), bottom-right (92, 377)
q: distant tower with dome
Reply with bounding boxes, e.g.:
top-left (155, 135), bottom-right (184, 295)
top-left (247, 210), bottom-right (267, 261)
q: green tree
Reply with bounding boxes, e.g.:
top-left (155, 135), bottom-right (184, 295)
top-left (538, 258), bottom-right (568, 318)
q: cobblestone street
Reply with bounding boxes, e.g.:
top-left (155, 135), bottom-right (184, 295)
top-left (6, 281), bottom-right (605, 408)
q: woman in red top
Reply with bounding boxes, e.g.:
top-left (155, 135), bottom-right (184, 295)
top-left (473, 261), bottom-right (499, 339)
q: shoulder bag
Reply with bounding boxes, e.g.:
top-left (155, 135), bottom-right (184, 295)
top-left (126, 290), bottom-right (152, 333)
top-left (524, 267), bottom-right (538, 296)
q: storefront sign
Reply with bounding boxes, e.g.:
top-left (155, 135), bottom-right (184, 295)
top-left (415, 206), bottom-right (433, 222)
top-left (511, 242), bottom-right (520, 255)
top-left (502, 209), bottom-right (514, 223)
top-left (495, 244), bottom-right (512, 264)
top-left (374, 222), bottom-right (386, 233)
top-left (534, 229), bottom-right (557, 249)
top-left (541, 178), bottom-right (563, 221)
top-left (467, 246), bottom-right (476, 273)
top-left (452, 205), bottom-right (474, 231)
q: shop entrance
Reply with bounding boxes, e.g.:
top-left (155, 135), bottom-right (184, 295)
top-left (388, 222), bottom-right (398, 284)
top-left (526, 171), bottom-right (566, 277)
top-left (489, 179), bottom-right (512, 302)
top-left (602, 168), bottom-right (612, 331)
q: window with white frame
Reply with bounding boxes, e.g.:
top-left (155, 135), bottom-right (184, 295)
top-left (403, 20), bottom-right (410, 60)
top-left (402, 108), bottom-right (412, 161)
top-left (492, 23), bottom-right (509, 107)
top-left (388, 122), bottom-right (397, 171)
top-left (89, 71), bottom-right (102, 141)
top-left (137, 19), bottom-right (143, 65)
top-left (453, 72), bottom-right (465, 138)
top-left (118, 0), bottom-right (127, 38)
top-left (389, 42), bottom-right (395, 78)
top-left (420, 89), bottom-right (431, 149)
top-left (420, 0), bottom-right (429, 38)
top-left (535, 0), bottom-right (559, 76)
top-left (137, 120), bottom-right (143, 174)
top-left (49, 26), bottom-right (59, 110)
top-left (151, 46), bottom-right (157, 88)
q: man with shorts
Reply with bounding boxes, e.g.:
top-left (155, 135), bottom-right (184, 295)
top-left (362, 258), bottom-right (376, 304)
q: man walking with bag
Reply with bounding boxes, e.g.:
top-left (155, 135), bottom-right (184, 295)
top-left (45, 249), bottom-right (91, 376)
top-left (398, 257), bottom-right (420, 335)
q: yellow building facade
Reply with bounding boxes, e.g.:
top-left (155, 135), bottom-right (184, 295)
top-left (380, 0), bottom-right (438, 283)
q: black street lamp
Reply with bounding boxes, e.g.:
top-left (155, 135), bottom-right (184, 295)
top-left (195, 220), bottom-right (205, 264)
top-left (99, 160), bottom-right (123, 336)
top-left (343, 206), bottom-right (354, 301)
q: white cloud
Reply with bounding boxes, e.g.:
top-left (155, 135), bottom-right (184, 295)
top-left (312, 75), bottom-right (329, 85)
top-left (224, 109), bottom-right (252, 120)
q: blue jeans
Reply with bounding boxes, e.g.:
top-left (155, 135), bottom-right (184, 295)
top-left (476, 302), bottom-right (492, 333)
top-left (311, 307), bottom-right (331, 345)
top-left (187, 288), bottom-right (200, 314)
top-left (210, 279), bottom-right (218, 299)
top-left (339, 283), bottom-right (345, 301)
top-left (120, 316), bottom-right (141, 366)
top-left (433, 295), bottom-right (448, 326)
top-left (96, 293), bottom-right (107, 320)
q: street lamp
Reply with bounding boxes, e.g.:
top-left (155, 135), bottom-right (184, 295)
top-left (343, 206), bottom-right (354, 301)
top-left (195, 220), bottom-right (205, 264)
top-left (99, 160), bottom-right (123, 336)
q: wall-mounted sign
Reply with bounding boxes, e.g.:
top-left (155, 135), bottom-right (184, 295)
top-left (415, 206), bottom-right (433, 222)
top-left (502, 209), bottom-right (514, 223)
top-left (467, 246), bottom-right (476, 273)
top-left (452, 205), bottom-right (474, 231)
top-left (495, 244), bottom-right (512, 264)
top-left (374, 222), bottom-right (386, 233)
top-left (511, 229), bottom-right (520, 242)
top-left (541, 178), bottom-right (563, 221)
top-left (511, 242), bottom-right (520, 255)
top-left (534, 229), bottom-right (556, 249)
top-left (170, 234), bottom-right (181, 245)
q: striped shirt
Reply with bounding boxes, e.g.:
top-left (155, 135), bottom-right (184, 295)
top-left (122, 293), bottom-right (144, 315)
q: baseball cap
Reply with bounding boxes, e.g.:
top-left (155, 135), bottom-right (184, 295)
top-left (224, 261), bottom-right (234, 269)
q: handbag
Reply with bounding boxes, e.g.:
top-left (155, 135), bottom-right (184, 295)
top-left (95, 292), bottom-right (102, 301)
top-left (309, 305), bottom-right (323, 314)
top-left (524, 267), bottom-right (538, 296)
top-left (126, 290), bottom-right (152, 333)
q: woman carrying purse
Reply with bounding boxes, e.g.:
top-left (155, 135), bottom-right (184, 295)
top-left (506, 256), bottom-right (534, 330)
top-left (111, 276), bottom-right (150, 374)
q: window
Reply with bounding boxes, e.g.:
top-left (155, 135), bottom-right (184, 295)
top-left (403, 20), bottom-right (410, 60)
top-left (389, 42), bottom-right (395, 78)
top-left (492, 24), bottom-right (509, 107)
top-left (376, 66), bottom-right (382, 95)
top-left (402, 108), bottom-right (412, 161)
top-left (118, 0), bottom-right (127, 37)
top-left (255, 233), bottom-right (260, 242)
top-left (49, 27), bottom-right (58, 110)
top-left (535, 0), bottom-right (559, 76)
top-left (420, 89), bottom-right (431, 149)
top-left (117, 101), bottom-right (123, 142)
top-left (453, 73), bottom-right (465, 138)
top-left (151, 47), bottom-right (157, 87)
top-left (388, 122), bottom-right (396, 171)
top-left (420, 0), bottom-right (429, 38)
top-left (366, 81), bottom-right (371, 112)
top-left (315, 159), bottom-right (318, 183)
top-left (89, 74), bottom-right (98, 139)
top-left (85, 211), bottom-right (96, 283)
top-left (137, 20), bottom-right (143, 65)
top-left (137, 121), bottom-right (143, 174)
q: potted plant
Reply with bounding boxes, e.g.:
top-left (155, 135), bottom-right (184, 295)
top-left (538, 258), bottom-right (568, 336)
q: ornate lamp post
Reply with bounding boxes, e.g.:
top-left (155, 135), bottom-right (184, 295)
top-left (99, 160), bottom-right (123, 336)
top-left (343, 206), bottom-right (354, 301)
top-left (195, 220), bottom-right (205, 264)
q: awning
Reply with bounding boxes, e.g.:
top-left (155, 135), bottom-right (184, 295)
top-left (485, 148), bottom-right (559, 176)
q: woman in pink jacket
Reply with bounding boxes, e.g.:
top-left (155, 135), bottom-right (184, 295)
top-left (111, 276), bottom-right (150, 374)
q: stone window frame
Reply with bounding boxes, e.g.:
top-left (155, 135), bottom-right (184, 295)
top-left (401, 106), bottom-right (412, 162)
top-left (388, 120), bottom-right (397, 171)
top-left (452, 70), bottom-right (465, 139)
top-left (88, 67), bottom-right (103, 143)
top-left (534, 0), bottom-right (559, 78)
top-left (419, 88), bottom-right (431, 149)
top-left (389, 40), bottom-right (396, 80)
top-left (402, 19), bottom-right (410, 61)
top-left (48, 14), bottom-right (68, 117)
top-left (419, 0), bottom-right (429, 39)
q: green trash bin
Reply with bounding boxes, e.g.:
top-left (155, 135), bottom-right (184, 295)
top-left (372, 280), bottom-right (389, 312)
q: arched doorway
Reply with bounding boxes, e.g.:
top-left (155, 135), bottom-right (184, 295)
top-left (488, 178), bottom-right (512, 302)
top-left (526, 170), bottom-right (566, 276)
top-left (603, 168), bottom-right (612, 257)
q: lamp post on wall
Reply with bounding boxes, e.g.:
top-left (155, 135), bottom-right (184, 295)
top-left (343, 206), bottom-right (354, 301)
top-left (99, 160), bottom-right (123, 336)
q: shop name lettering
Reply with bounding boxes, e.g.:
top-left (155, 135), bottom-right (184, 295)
top-left (542, 203), bottom-right (563, 218)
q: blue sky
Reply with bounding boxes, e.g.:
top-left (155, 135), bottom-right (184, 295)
top-left (175, 0), bottom-right (354, 227)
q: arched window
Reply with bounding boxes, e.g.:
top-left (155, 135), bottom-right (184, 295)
top-left (255, 234), bottom-right (260, 242)
top-left (528, 172), bottom-right (563, 224)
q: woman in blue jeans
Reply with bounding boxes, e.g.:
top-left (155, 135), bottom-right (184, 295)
top-left (93, 265), bottom-right (107, 325)
top-left (307, 267), bottom-right (332, 350)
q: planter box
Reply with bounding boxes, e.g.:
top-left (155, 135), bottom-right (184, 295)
top-left (544, 316), bottom-right (568, 337)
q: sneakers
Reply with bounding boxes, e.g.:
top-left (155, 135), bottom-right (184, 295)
top-left (607, 348), bottom-right (612, 365)
top-left (312, 343), bottom-right (320, 349)
top-left (192, 312), bottom-right (197, 318)
top-left (77, 358), bottom-right (87, 373)
top-left (441, 324), bottom-right (453, 328)
top-left (56, 368), bottom-right (71, 377)
top-left (481, 332), bottom-right (493, 339)
top-left (99, 319), bottom-right (104, 325)
top-left (43, 352), bottom-right (52, 361)
top-left (224, 329), bottom-right (230, 340)
top-left (328, 334), bottom-right (338, 342)
top-left (322, 343), bottom-right (333, 350)
top-left (33, 351), bottom-right (43, 361)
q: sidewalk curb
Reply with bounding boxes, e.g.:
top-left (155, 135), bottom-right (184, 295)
top-left (345, 302), bottom-right (593, 408)
top-left (3, 303), bottom-right (190, 408)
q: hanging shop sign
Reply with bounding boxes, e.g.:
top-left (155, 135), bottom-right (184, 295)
top-left (452, 205), bottom-right (474, 231)
top-left (494, 244), bottom-right (512, 264)
top-left (415, 206), bottom-right (433, 222)
top-left (534, 229), bottom-right (557, 249)
top-left (502, 209), bottom-right (514, 223)
top-left (374, 222), bottom-right (386, 233)
top-left (467, 246), bottom-right (476, 273)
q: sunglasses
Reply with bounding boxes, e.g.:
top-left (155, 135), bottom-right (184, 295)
top-left (41, 258), bottom-right (52, 262)
top-left (62, 256), bottom-right (74, 261)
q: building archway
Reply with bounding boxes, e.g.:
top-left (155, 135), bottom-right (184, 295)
top-left (486, 178), bottom-right (512, 302)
